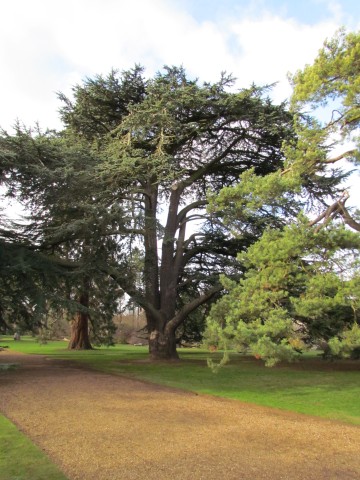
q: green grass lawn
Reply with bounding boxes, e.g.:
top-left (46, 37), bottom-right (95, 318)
top-left (0, 415), bottom-right (69, 480)
top-left (1, 336), bottom-right (359, 425)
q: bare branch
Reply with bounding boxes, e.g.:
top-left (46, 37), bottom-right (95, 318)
top-left (102, 228), bottom-right (145, 236)
top-left (308, 191), bottom-right (360, 232)
top-left (167, 284), bottom-right (223, 330)
top-left (177, 200), bottom-right (207, 224)
top-left (103, 265), bottom-right (163, 322)
top-left (340, 206), bottom-right (360, 232)
top-left (323, 149), bottom-right (357, 164)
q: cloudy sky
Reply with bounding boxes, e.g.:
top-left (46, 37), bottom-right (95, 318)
top-left (1, 0), bottom-right (359, 206)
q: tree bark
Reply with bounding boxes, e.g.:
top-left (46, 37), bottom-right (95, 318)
top-left (141, 181), bottom-right (225, 360)
top-left (143, 184), bottom-right (160, 311)
top-left (148, 326), bottom-right (179, 360)
top-left (309, 192), bottom-right (360, 233)
top-left (145, 286), bottom-right (222, 360)
top-left (68, 290), bottom-right (93, 350)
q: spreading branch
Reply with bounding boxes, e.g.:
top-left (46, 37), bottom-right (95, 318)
top-left (167, 284), bottom-right (223, 331)
top-left (323, 149), bottom-right (357, 164)
top-left (309, 191), bottom-right (360, 233)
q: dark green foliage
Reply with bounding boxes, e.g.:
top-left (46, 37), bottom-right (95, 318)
top-left (58, 66), bottom-right (146, 142)
top-left (0, 243), bottom-right (77, 335)
top-left (0, 129), bottom-right (124, 343)
top-left (50, 66), bottom-right (295, 358)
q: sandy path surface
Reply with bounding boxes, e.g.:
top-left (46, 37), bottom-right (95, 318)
top-left (0, 351), bottom-right (359, 480)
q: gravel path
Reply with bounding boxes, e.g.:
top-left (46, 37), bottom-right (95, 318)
top-left (0, 351), bottom-right (359, 480)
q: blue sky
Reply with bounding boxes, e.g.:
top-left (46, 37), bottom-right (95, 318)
top-left (0, 0), bottom-right (359, 207)
top-left (176, 0), bottom-right (360, 24)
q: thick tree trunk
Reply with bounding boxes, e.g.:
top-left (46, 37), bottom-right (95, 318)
top-left (146, 285), bottom-right (222, 360)
top-left (68, 291), bottom-right (92, 350)
top-left (145, 186), bottom-right (183, 361)
top-left (148, 326), bottom-right (179, 360)
top-left (143, 185), bottom-right (160, 310)
top-left (140, 182), bottom-right (220, 360)
top-left (68, 312), bottom-right (92, 350)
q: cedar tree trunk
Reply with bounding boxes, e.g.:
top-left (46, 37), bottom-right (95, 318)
top-left (148, 323), bottom-right (179, 360)
top-left (141, 183), bottom-right (220, 360)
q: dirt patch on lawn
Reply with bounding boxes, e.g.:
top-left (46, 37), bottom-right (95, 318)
top-left (0, 351), bottom-right (359, 480)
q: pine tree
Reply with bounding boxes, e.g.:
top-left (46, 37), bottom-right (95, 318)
top-left (204, 29), bottom-right (360, 366)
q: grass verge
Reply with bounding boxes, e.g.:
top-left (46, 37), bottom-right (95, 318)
top-left (0, 414), bottom-right (68, 480)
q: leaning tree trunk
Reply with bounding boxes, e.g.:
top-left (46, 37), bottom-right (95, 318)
top-left (68, 290), bottom-right (92, 350)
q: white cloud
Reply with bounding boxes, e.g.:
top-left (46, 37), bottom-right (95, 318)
top-left (0, 0), bottom-right (358, 207)
top-left (0, 0), bottom-right (345, 130)
top-left (227, 15), bottom-right (339, 101)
